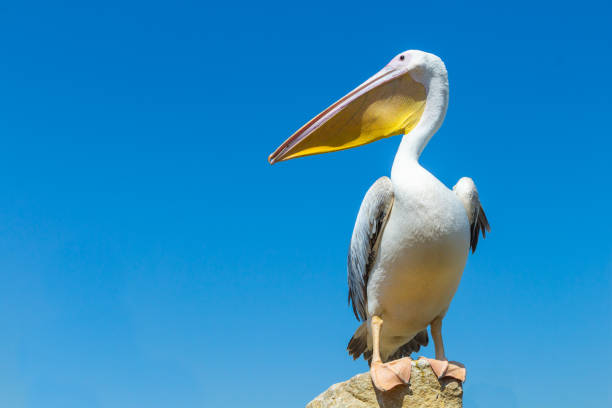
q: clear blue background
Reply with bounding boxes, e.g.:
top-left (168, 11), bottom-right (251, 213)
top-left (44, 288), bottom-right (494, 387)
top-left (0, 1), bottom-right (610, 407)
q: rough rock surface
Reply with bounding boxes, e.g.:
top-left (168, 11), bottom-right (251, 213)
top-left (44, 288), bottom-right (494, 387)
top-left (306, 359), bottom-right (462, 408)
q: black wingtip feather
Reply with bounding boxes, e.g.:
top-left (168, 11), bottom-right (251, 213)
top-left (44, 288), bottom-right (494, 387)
top-left (470, 205), bottom-right (491, 253)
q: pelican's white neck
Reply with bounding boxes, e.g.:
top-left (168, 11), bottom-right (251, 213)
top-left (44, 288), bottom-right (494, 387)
top-left (391, 64), bottom-right (449, 178)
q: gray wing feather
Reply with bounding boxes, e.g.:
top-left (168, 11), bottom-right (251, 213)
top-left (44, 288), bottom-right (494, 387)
top-left (347, 177), bottom-right (394, 322)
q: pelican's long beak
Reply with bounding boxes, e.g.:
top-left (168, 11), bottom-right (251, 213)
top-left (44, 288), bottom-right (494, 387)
top-left (268, 63), bottom-right (426, 164)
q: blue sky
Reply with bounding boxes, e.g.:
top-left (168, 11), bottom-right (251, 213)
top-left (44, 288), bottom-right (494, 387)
top-left (0, 1), bottom-right (610, 407)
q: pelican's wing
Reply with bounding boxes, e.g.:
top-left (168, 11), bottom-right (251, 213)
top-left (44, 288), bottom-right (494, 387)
top-left (453, 177), bottom-right (491, 253)
top-left (348, 177), bottom-right (394, 321)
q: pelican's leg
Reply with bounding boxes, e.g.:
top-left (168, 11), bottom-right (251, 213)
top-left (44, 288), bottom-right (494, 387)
top-left (431, 316), bottom-right (447, 360)
top-left (369, 316), bottom-right (412, 391)
top-left (424, 317), bottom-right (466, 382)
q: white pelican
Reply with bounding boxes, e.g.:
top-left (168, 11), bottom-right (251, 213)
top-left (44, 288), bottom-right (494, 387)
top-left (269, 50), bottom-right (490, 391)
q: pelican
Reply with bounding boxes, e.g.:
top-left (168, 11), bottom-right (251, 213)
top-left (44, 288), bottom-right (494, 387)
top-left (269, 50), bottom-right (490, 391)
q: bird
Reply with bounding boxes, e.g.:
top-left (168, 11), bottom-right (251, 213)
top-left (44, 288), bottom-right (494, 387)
top-left (268, 50), bottom-right (490, 392)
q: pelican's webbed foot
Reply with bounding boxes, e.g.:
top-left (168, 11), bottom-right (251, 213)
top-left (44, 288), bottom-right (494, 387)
top-left (423, 358), bottom-right (466, 382)
top-left (370, 357), bottom-right (412, 391)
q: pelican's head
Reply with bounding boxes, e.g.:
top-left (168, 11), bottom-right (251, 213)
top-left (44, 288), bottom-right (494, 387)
top-left (268, 50), bottom-right (448, 164)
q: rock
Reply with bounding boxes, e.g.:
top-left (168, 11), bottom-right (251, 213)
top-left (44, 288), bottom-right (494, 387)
top-left (306, 359), bottom-right (462, 408)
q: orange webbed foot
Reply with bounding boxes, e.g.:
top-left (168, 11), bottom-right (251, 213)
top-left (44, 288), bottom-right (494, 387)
top-left (421, 357), bottom-right (466, 382)
top-left (370, 357), bottom-right (412, 391)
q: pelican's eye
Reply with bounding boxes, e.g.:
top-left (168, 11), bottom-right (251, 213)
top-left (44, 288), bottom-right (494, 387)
top-left (399, 55), bottom-right (405, 61)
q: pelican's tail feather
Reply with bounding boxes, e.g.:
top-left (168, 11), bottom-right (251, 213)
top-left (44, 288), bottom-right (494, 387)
top-left (388, 330), bottom-right (429, 361)
top-left (348, 325), bottom-right (429, 364)
top-left (347, 322), bottom-right (369, 361)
